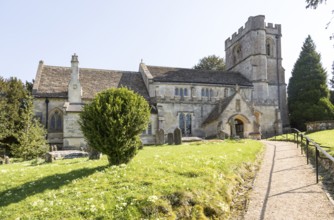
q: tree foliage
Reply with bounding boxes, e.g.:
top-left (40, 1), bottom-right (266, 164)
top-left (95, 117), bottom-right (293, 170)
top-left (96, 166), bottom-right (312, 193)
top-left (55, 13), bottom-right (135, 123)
top-left (329, 62), bottom-right (334, 104)
top-left (79, 87), bottom-right (150, 165)
top-left (306, 0), bottom-right (326, 9)
top-left (288, 35), bottom-right (334, 130)
top-left (306, 0), bottom-right (334, 40)
top-left (11, 96), bottom-right (48, 160)
top-left (194, 55), bottom-right (225, 71)
top-left (0, 77), bottom-right (47, 158)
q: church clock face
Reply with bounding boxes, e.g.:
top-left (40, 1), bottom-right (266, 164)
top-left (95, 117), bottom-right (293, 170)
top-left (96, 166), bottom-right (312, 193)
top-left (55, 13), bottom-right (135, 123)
top-left (73, 84), bottom-right (77, 89)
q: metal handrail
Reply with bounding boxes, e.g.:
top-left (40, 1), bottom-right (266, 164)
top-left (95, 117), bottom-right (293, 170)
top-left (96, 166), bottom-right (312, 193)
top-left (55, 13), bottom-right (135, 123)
top-left (290, 128), bottom-right (334, 183)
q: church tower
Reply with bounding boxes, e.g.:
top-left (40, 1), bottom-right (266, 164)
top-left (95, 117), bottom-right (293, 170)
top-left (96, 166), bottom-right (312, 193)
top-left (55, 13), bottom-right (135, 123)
top-left (225, 15), bottom-right (289, 135)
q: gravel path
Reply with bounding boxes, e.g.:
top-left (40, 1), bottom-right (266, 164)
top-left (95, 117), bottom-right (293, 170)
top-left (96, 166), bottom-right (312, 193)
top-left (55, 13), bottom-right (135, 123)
top-left (244, 141), bottom-right (334, 220)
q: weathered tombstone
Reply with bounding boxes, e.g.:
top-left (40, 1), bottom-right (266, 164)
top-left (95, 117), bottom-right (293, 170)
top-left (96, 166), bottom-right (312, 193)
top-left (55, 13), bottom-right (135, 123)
top-left (156, 129), bottom-right (165, 145)
top-left (167, 133), bottom-right (174, 145)
top-left (45, 153), bottom-right (53, 163)
top-left (4, 156), bottom-right (10, 164)
top-left (174, 128), bottom-right (182, 145)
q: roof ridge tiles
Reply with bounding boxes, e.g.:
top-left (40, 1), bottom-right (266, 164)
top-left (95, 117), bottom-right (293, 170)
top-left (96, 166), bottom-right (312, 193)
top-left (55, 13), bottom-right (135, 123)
top-left (43, 64), bottom-right (139, 73)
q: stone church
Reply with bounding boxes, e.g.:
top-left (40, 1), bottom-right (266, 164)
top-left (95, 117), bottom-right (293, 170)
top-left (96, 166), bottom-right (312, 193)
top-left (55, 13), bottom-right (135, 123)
top-left (32, 15), bottom-right (289, 149)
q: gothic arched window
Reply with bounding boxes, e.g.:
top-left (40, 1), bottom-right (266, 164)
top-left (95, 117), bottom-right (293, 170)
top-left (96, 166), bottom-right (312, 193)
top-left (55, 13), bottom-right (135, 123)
top-left (50, 109), bottom-right (62, 131)
top-left (266, 42), bottom-right (271, 56)
top-left (232, 44), bottom-right (242, 64)
top-left (184, 88), bottom-right (188, 96)
top-left (266, 38), bottom-right (275, 57)
top-left (175, 88), bottom-right (179, 96)
top-left (179, 113), bottom-right (192, 136)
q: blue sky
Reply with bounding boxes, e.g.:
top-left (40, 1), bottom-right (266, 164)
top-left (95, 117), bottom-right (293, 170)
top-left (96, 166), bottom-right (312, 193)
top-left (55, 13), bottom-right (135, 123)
top-left (0, 0), bottom-right (333, 84)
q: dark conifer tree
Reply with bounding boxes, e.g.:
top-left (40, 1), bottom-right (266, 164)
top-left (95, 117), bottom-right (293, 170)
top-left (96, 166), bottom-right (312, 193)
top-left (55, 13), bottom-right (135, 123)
top-left (329, 62), bottom-right (334, 104)
top-left (288, 35), bottom-right (334, 130)
top-left (0, 77), bottom-right (47, 158)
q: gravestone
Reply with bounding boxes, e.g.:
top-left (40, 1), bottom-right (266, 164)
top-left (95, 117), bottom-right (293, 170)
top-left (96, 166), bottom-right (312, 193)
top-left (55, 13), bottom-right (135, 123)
top-left (4, 156), bottom-right (10, 164)
top-left (167, 133), bottom-right (174, 145)
top-left (45, 153), bottom-right (54, 163)
top-left (89, 149), bottom-right (102, 160)
top-left (174, 128), bottom-right (182, 145)
top-left (156, 129), bottom-right (165, 145)
top-left (86, 145), bottom-right (101, 160)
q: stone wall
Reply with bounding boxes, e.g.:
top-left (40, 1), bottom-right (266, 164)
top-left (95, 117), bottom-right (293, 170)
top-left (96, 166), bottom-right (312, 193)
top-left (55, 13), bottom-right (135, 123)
top-left (149, 82), bottom-right (252, 103)
top-left (306, 121), bottom-right (334, 133)
top-left (63, 112), bottom-right (85, 149)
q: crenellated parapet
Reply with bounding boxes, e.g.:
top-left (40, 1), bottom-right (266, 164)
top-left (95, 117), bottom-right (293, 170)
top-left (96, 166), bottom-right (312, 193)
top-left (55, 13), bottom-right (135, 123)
top-left (225, 15), bottom-right (282, 50)
top-left (225, 15), bottom-right (265, 50)
top-left (265, 22), bottom-right (282, 36)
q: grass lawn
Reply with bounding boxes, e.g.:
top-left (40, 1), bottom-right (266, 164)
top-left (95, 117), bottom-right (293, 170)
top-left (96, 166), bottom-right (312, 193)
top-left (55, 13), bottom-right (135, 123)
top-left (306, 130), bottom-right (334, 156)
top-left (0, 140), bottom-right (263, 219)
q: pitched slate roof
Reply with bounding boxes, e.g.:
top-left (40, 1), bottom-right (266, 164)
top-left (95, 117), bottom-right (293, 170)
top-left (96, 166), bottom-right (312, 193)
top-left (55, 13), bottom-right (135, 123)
top-left (146, 65), bottom-right (252, 86)
top-left (33, 64), bottom-right (149, 100)
top-left (202, 93), bottom-right (237, 126)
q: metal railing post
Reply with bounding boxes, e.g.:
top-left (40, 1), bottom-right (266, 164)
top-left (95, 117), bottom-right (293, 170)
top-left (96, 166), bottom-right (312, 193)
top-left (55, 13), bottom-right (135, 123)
top-left (316, 147), bottom-right (319, 183)
top-left (306, 139), bottom-right (309, 164)
top-left (300, 134), bottom-right (303, 155)
top-left (296, 132), bottom-right (299, 148)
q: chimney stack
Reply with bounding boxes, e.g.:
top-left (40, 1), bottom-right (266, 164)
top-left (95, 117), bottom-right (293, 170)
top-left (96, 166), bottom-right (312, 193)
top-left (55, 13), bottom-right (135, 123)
top-left (68, 53), bottom-right (82, 103)
top-left (71, 53), bottom-right (79, 81)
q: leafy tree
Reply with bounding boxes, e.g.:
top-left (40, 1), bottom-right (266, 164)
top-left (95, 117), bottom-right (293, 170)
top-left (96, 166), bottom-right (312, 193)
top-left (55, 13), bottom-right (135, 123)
top-left (194, 55), bottom-right (225, 71)
top-left (306, 0), bottom-right (334, 40)
top-left (25, 80), bottom-right (34, 95)
top-left (0, 77), bottom-right (46, 158)
top-left (11, 96), bottom-right (48, 160)
top-left (329, 62), bottom-right (334, 104)
top-left (79, 87), bottom-right (150, 165)
top-left (288, 35), bottom-right (334, 130)
top-left (0, 77), bottom-right (26, 154)
top-left (0, 77), bottom-right (8, 152)
top-left (329, 62), bottom-right (334, 88)
top-left (306, 0), bottom-right (326, 9)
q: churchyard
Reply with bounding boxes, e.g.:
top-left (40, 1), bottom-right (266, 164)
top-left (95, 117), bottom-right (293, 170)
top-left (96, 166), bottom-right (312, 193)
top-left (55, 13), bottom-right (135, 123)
top-left (0, 140), bottom-right (263, 219)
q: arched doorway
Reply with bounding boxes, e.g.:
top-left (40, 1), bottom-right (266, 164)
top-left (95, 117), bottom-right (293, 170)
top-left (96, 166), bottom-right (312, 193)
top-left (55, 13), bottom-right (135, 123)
top-left (229, 115), bottom-right (249, 138)
top-left (235, 119), bottom-right (244, 138)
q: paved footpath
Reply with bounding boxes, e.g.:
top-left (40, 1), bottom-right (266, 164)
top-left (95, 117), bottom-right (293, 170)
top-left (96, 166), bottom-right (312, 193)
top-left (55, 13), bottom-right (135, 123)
top-left (244, 141), bottom-right (334, 220)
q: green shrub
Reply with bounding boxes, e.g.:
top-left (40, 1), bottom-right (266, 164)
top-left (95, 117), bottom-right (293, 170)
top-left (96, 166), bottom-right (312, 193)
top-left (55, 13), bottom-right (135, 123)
top-left (79, 87), bottom-right (150, 165)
